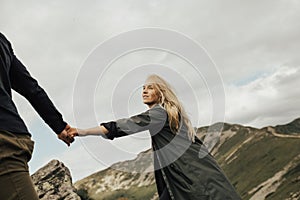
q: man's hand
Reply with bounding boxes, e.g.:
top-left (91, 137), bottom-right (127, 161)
top-left (67, 127), bottom-right (80, 137)
top-left (58, 124), bottom-right (75, 146)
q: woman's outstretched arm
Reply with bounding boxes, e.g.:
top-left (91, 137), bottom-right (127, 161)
top-left (69, 104), bottom-right (167, 140)
top-left (68, 125), bottom-right (108, 137)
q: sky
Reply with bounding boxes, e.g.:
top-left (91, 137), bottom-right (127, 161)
top-left (1, 0), bottom-right (300, 181)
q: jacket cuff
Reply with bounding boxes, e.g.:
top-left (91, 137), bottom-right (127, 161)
top-left (100, 122), bottom-right (116, 140)
top-left (53, 121), bottom-right (68, 135)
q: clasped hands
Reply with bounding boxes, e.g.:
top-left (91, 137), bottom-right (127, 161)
top-left (58, 125), bottom-right (106, 146)
top-left (57, 124), bottom-right (80, 146)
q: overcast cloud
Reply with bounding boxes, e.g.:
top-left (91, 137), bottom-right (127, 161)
top-left (1, 0), bottom-right (299, 181)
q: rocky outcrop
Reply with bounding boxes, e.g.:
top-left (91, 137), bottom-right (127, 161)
top-left (31, 159), bottom-right (81, 200)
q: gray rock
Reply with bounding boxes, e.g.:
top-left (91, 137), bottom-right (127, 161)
top-left (31, 159), bottom-right (81, 200)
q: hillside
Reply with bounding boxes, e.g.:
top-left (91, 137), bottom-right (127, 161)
top-left (74, 118), bottom-right (300, 200)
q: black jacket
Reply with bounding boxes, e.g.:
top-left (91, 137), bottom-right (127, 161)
top-left (101, 104), bottom-right (241, 200)
top-left (0, 32), bottom-right (66, 135)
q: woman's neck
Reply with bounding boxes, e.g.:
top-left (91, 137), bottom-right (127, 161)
top-left (147, 103), bottom-right (158, 109)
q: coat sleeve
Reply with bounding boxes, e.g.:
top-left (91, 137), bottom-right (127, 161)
top-left (101, 105), bottom-right (167, 140)
top-left (9, 55), bottom-right (67, 135)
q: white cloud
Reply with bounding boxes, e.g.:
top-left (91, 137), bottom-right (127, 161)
top-left (225, 65), bottom-right (300, 127)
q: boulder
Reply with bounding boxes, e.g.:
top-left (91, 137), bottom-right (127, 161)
top-left (31, 159), bottom-right (81, 200)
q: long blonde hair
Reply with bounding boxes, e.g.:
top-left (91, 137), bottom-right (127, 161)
top-left (146, 74), bottom-right (196, 142)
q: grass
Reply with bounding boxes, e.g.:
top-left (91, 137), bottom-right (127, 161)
top-left (220, 133), bottom-right (300, 199)
top-left (265, 161), bottom-right (300, 200)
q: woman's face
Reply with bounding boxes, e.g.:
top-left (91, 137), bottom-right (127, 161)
top-left (142, 83), bottom-right (160, 108)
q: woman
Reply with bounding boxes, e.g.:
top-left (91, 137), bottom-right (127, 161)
top-left (69, 74), bottom-right (241, 200)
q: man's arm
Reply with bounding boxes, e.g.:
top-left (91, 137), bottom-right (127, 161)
top-left (9, 55), bottom-right (73, 145)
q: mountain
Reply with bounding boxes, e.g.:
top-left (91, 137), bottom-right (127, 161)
top-left (74, 118), bottom-right (300, 200)
top-left (274, 118), bottom-right (300, 135)
top-left (31, 160), bottom-right (81, 200)
top-left (75, 149), bottom-right (157, 200)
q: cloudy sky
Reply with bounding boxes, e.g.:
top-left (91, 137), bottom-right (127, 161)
top-left (1, 0), bottom-right (300, 181)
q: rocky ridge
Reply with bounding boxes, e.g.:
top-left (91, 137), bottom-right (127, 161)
top-left (31, 159), bottom-right (81, 200)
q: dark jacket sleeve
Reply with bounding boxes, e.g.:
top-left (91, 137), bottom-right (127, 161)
top-left (100, 121), bottom-right (128, 140)
top-left (9, 55), bottom-right (67, 134)
top-left (101, 105), bottom-right (167, 140)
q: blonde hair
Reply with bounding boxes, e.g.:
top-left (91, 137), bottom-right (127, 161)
top-left (146, 74), bottom-right (196, 142)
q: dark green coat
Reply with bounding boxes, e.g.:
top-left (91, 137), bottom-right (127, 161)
top-left (102, 104), bottom-right (241, 200)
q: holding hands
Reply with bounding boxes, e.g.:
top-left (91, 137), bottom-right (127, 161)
top-left (57, 124), bottom-right (75, 146)
top-left (59, 125), bottom-right (108, 146)
top-left (67, 127), bottom-right (81, 138)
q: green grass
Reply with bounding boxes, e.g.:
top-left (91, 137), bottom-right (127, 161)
top-left (265, 161), bottom-right (300, 200)
top-left (214, 127), bottom-right (250, 162)
top-left (220, 133), bottom-right (300, 199)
